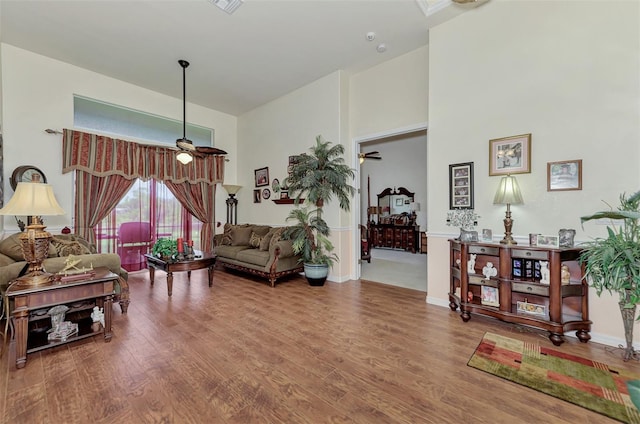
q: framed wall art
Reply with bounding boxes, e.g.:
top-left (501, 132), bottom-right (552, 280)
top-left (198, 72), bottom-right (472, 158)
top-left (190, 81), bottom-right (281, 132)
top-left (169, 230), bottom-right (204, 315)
top-left (449, 162), bottom-right (474, 209)
top-left (489, 133), bottom-right (531, 176)
top-left (253, 189), bottom-right (262, 203)
top-left (547, 159), bottom-right (582, 191)
top-left (254, 167), bottom-right (269, 187)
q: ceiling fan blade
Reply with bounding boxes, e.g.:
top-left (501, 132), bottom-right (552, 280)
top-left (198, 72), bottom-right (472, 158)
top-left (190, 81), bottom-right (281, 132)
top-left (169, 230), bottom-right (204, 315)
top-left (195, 146), bottom-right (228, 155)
top-left (364, 151), bottom-right (380, 156)
top-left (368, 156), bottom-right (382, 160)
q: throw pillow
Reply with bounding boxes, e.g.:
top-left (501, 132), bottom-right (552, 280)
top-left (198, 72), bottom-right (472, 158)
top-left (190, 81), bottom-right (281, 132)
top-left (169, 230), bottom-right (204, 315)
top-left (231, 226), bottom-right (253, 246)
top-left (221, 223), bottom-right (234, 246)
top-left (259, 229), bottom-right (276, 251)
top-left (50, 236), bottom-right (92, 257)
top-left (249, 232), bottom-right (263, 248)
top-left (269, 227), bottom-right (285, 250)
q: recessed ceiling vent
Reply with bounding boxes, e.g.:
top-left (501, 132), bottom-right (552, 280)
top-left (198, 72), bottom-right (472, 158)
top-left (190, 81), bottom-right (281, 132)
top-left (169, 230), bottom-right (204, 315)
top-left (208, 0), bottom-right (243, 15)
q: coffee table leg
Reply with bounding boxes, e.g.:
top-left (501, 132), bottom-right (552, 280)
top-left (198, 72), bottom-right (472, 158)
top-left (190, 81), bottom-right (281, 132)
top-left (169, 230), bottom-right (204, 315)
top-left (187, 271), bottom-right (191, 281)
top-left (149, 266), bottom-right (155, 287)
top-left (167, 271), bottom-right (173, 296)
top-left (208, 266), bottom-right (214, 287)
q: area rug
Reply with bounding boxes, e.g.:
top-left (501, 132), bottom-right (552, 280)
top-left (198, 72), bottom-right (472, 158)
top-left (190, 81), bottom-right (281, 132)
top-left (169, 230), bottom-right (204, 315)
top-left (468, 332), bottom-right (640, 423)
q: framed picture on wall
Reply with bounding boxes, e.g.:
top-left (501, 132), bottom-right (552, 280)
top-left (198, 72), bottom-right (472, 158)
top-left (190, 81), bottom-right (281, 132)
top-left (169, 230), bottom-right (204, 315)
top-left (489, 133), bottom-right (531, 176)
top-left (449, 162), bottom-right (474, 209)
top-left (255, 167), bottom-right (269, 187)
top-left (547, 159), bottom-right (582, 191)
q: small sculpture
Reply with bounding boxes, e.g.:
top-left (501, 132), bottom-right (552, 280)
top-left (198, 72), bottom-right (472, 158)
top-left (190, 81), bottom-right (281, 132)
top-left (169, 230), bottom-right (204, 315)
top-left (482, 262), bottom-right (498, 279)
top-left (540, 261), bottom-right (550, 284)
top-left (91, 306), bottom-right (105, 327)
top-left (467, 254), bottom-right (477, 274)
top-left (561, 265), bottom-right (571, 285)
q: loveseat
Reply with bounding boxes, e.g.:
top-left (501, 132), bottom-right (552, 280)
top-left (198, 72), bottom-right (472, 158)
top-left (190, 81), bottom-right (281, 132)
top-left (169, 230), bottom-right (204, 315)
top-left (213, 223), bottom-right (303, 287)
top-left (0, 233), bottom-right (129, 313)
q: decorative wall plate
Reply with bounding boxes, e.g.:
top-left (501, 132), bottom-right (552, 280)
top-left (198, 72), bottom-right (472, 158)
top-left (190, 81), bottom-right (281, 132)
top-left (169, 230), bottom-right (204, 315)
top-left (262, 188), bottom-right (271, 199)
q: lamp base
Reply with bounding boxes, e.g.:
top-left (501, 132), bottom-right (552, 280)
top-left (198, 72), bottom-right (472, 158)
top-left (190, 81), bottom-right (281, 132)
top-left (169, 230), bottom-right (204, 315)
top-left (13, 271), bottom-right (54, 287)
top-left (499, 236), bottom-right (517, 245)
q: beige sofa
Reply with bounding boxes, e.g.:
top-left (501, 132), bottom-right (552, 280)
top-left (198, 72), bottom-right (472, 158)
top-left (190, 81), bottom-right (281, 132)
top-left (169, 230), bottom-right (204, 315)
top-left (213, 224), bottom-right (302, 287)
top-left (0, 233), bottom-right (129, 313)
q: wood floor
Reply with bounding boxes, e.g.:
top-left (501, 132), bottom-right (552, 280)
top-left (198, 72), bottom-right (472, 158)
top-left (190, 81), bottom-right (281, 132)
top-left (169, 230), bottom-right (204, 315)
top-left (0, 268), bottom-right (635, 423)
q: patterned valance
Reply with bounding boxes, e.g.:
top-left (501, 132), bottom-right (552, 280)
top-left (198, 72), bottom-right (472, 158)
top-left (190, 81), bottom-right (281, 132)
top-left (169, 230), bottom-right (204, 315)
top-left (62, 129), bottom-right (224, 185)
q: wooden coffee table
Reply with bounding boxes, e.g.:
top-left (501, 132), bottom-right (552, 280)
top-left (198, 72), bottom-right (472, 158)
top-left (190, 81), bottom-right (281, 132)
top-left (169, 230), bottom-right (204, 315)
top-left (144, 251), bottom-right (217, 296)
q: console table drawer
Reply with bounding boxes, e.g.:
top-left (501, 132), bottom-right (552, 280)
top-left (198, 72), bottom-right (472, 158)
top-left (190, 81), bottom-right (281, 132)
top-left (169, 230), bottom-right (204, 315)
top-left (511, 249), bottom-right (549, 261)
top-left (469, 245), bottom-right (499, 256)
top-left (512, 282), bottom-right (549, 296)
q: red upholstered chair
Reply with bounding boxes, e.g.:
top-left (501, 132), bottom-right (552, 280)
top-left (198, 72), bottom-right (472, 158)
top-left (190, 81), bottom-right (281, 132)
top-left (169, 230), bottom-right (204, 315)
top-left (117, 222), bottom-right (154, 272)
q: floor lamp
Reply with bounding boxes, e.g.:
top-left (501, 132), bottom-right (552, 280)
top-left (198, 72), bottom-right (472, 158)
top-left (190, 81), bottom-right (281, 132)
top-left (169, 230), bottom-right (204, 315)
top-left (0, 176), bottom-right (65, 286)
top-left (222, 184), bottom-right (242, 225)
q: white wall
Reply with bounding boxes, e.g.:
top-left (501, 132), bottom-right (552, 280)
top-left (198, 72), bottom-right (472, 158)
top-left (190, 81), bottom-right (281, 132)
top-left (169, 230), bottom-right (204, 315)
top-left (0, 44), bottom-right (238, 233)
top-left (350, 46), bottom-right (429, 139)
top-left (427, 0), bottom-right (640, 346)
top-left (237, 71), bottom-right (353, 281)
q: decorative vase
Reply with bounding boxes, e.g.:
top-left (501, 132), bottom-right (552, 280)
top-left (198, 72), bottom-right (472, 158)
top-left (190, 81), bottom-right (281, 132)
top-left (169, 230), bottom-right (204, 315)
top-left (303, 263), bottom-right (328, 286)
top-left (620, 297), bottom-right (637, 361)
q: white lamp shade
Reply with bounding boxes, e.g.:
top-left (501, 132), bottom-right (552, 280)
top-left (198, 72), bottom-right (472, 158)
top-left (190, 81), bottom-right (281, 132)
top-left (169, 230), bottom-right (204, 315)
top-left (176, 151), bottom-right (193, 164)
top-left (410, 202), bottom-right (421, 212)
top-left (222, 184), bottom-right (242, 195)
top-left (0, 182), bottom-right (65, 216)
top-left (493, 175), bottom-right (524, 205)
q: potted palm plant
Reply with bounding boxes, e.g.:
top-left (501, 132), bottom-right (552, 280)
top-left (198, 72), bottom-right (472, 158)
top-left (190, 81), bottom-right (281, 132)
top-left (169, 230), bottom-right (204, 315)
top-left (580, 191), bottom-right (640, 361)
top-left (283, 135), bottom-right (355, 286)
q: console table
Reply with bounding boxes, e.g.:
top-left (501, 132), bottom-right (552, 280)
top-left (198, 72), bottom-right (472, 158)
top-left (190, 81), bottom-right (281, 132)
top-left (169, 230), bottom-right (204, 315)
top-left (449, 240), bottom-right (591, 345)
top-left (6, 267), bottom-right (116, 369)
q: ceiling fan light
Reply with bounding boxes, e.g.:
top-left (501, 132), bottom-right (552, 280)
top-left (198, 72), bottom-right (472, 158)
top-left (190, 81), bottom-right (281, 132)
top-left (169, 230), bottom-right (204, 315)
top-left (176, 151), bottom-right (193, 165)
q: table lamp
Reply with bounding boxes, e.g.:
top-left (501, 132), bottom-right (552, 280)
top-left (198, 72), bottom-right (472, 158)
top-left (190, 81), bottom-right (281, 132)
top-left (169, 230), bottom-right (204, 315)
top-left (0, 175), bottom-right (65, 286)
top-left (493, 174), bottom-right (523, 245)
top-left (410, 201), bottom-right (421, 223)
top-left (222, 184), bottom-right (242, 225)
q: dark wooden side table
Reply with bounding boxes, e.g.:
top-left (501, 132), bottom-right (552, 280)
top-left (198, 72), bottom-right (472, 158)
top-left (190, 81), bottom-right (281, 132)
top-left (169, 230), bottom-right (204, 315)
top-left (144, 251), bottom-right (217, 296)
top-left (6, 267), bottom-right (117, 369)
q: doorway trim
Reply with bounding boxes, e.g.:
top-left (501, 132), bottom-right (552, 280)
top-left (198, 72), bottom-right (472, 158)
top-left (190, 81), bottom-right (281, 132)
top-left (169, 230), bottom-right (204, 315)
top-left (351, 122), bottom-right (428, 281)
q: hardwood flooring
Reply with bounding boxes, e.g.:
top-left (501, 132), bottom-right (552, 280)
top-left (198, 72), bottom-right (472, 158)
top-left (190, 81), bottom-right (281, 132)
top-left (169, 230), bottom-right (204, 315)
top-left (0, 268), bottom-right (635, 423)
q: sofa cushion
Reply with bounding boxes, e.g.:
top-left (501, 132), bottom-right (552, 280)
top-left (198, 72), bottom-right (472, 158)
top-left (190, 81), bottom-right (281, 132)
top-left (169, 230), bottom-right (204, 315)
top-left (221, 223), bottom-right (251, 246)
top-left (249, 232), bottom-right (263, 248)
top-left (213, 245), bottom-right (252, 260)
top-left (0, 234), bottom-right (27, 262)
top-left (251, 225), bottom-right (272, 237)
top-left (236, 248), bottom-right (270, 267)
top-left (231, 226), bottom-right (253, 246)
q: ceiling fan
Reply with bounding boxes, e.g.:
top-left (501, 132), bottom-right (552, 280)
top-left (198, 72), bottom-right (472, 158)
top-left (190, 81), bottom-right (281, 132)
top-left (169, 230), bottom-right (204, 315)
top-left (175, 59), bottom-right (227, 164)
top-left (359, 151), bottom-right (382, 164)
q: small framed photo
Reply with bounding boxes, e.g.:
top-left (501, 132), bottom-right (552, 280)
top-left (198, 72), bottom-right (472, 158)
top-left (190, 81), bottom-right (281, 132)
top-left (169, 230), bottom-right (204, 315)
top-left (517, 301), bottom-right (546, 317)
top-left (449, 162), bottom-right (474, 209)
top-left (481, 229), bottom-right (492, 242)
top-left (537, 234), bottom-right (559, 248)
top-left (288, 155), bottom-right (298, 165)
top-left (280, 191), bottom-right (289, 199)
top-left (395, 198), bottom-right (403, 206)
top-left (253, 189), bottom-right (262, 203)
top-left (481, 286), bottom-right (499, 307)
top-left (547, 159), bottom-right (582, 191)
top-left (529, 233), bottom-right (538, 246)
top-left (255, 167), bottom-right (269, 187)
top-left (489, 133), bottom-right (531, 176)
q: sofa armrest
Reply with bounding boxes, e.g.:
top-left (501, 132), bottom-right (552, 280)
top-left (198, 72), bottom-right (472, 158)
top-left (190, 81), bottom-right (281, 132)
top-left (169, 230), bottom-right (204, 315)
top-left (270, 239), bottom-right (296, 259)
top-left (213, 234), bottom-right (224, 247)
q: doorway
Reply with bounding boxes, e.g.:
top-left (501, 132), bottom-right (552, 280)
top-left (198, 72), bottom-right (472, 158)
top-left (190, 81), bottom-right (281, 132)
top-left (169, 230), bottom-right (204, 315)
top-left (354, 125), bottom-right (428, 291)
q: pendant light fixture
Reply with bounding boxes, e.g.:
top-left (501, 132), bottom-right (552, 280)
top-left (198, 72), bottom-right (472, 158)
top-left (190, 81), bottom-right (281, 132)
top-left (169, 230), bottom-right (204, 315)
top-left (176, 59), bottom-right (194, 164)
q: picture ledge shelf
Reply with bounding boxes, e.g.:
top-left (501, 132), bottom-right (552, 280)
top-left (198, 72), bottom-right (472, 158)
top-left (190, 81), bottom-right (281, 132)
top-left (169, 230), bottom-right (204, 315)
top-left (272, 198), bottom-right (304, 205)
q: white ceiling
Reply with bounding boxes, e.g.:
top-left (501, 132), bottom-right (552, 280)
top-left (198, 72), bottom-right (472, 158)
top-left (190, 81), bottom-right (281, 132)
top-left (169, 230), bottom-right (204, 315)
top-left (0, 0), bottom-right (476, 116)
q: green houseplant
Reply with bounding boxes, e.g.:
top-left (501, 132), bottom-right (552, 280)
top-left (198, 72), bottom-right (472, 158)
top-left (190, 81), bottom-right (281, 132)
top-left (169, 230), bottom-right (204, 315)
top-left (580, 190), bottom-right (640, 361)
top-left (152, 238), bottom-right (178, 261)
top-left (283, 135), bottom-right (355, 286)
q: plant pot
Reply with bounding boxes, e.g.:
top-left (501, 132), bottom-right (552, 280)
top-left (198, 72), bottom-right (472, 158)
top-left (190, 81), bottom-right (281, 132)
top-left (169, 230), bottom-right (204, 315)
top-left (303, 263), bottom-right (328, 286)
top-left (619, 299), bottom-right (637, 361)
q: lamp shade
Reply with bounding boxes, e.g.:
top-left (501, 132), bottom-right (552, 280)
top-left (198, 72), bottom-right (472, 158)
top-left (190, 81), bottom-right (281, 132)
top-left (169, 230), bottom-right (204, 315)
top-left (0, 181), bottom-right (65, 216)
top-left (222, 184), bottom-right (242, 195)
top-left (493, 175), bottom-right (524, 205)
top-left (410, 202), bottom-right (421, 212)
